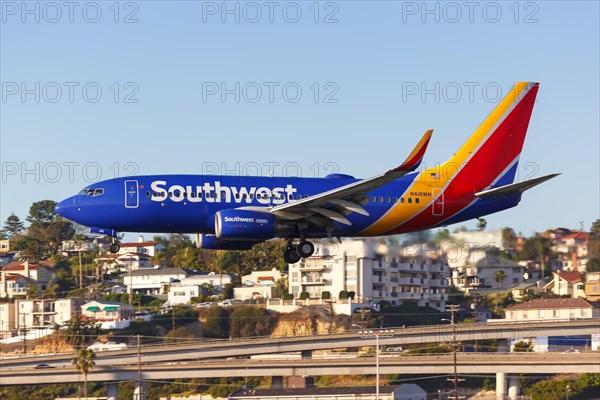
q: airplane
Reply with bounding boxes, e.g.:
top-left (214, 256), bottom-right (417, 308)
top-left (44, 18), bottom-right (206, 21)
top-left (56, 82), bottom-right (558, 263)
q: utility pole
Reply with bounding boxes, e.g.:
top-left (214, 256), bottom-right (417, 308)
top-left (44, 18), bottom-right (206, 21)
top-left (137, 334), bottom-right (143, 400)
top-left (129, 263), bottom-right (134, 306)
top-left (375, 332), bottom-right (380, 400)
top-left (172, 307), bottom-right (176, 336)
top-left (445, 304), bottom-right (464, 400)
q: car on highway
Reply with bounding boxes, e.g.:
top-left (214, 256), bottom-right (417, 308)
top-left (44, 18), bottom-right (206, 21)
top-left (34, 364), bottom-right (55, 369)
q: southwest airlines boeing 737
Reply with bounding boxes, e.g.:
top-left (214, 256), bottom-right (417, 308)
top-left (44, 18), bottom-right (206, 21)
top-left (56, 82), bottom-right (558, 263)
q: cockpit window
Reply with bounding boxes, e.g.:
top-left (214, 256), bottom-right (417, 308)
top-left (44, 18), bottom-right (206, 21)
top-left (78, 188), bottom-right (104, 197)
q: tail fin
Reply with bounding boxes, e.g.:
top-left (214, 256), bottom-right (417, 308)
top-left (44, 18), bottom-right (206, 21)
top-left (441, 82), bottom-right (539, 191)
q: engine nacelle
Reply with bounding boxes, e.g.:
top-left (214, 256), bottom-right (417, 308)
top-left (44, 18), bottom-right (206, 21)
top-left (215, 209), bottom-right (279, 240)
top-left (196, 234), bottom-right (257, 250)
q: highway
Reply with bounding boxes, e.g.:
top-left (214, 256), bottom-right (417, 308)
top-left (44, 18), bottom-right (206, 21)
top-left (1, 353), bottom-right (599, 386)
top-left (1, 319), bottom-right (598, 370)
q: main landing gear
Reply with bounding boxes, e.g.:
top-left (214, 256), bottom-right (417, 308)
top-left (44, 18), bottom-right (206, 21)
top-left (283, 239), bottom-right (315, 264)
top-left (109, 238), bottom-right (120, 254)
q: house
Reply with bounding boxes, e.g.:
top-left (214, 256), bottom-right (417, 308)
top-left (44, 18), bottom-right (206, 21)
top-left (95, 236), bottom-right (166, 272)
top-left (123, 268), bottom-right (188, 295)
top-left (0, 302), bottom-right (16, 335)
top-left (0, 273), bottom-right (39, 298)
top-left (229, 384), bottom-right (426, 400)
top-left (287, 239), bottom-right (449, 312)
top-left (81, 300), bottom-right (135, 321)
top-left (1, 260), bottom-right (57, 292)
top-left (167, 283), bottom-right (207, 306)
top-left (550, 231), bottom-right (590, 272)
top-left (510, 279), bottom-right (546, 301)
top-left (179, 272), bottom-right (233, 293)
top-left (585, 271), bottom-right (600, 301)
top-left (501, 298), bottom-right (600, 321)
top-left (234, 268), bottom-right (284, 300)
top-left (451, 257), bottom-right (524, 293)
top-left (544, 271), bottom-right (585, 298)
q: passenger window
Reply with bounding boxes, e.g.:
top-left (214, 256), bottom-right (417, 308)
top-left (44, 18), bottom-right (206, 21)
top-left (371, 196), bottom-right (376, 203)
top-left (145, 191), bottom-right (150, 197)
top-left (304, 194), bottom-right (310, 198)
top-left (415, 198), bottom-right (420, 204)
top-left (378, 196), bottom-right (383, 203)
top-left (174, 190), bottom-right (180, 197)
top-left (198, 193), bottom-right (203, 199)
top-left (296, 194), bottom-right (302, 200)
top-left (168, 192), bottom-right (173, 198)
top-left (394, 197), bottom-right (399, 202)
top-left (401, 198), bottom-right (405, 203)
top-left (249, 194), bottom-right (254, 200)
top-left (190, 192), bottom-right (196, 198)
top-left (386, 196), bottom-right (391, 203)
top-left (408, 198), bottom-right (412, 203)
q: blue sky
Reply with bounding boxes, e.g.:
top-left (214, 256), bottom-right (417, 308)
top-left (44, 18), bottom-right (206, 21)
top-left (1, 0), bottom-right (599, 238)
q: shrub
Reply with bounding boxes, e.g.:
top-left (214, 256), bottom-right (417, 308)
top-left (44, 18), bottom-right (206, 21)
top-left (339, 290), bottom-right (349, 299)
top-left (321, 291), bottom-right (331, 300)
top-left (299, 292), bottom-right (310, 300)
top-left (283, 293), bottom-right (294, 300)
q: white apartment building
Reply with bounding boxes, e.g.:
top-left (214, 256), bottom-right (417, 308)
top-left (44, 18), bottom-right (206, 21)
top-left (288, 240), bottom-right (449, 311)
top-left (0, 298), bottom-right (83, 332)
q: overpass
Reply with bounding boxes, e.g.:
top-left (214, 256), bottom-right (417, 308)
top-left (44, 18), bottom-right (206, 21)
top-left (2, 319), bottom-right (598, 370)
top-left (1, 353), bottom-right (599, 386)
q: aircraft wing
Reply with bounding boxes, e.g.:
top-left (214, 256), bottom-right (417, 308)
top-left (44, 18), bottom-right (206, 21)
top-left (267, 129), bottom-right (433, 229)
top-left (474, 173), bottom-right (560, 199)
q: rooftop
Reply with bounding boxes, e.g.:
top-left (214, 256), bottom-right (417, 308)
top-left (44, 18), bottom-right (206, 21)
top-left (553, 270), bottom-right (582, 283)
top-left (507, 298), bottom-right (598, 310)
top-left (232, 386), bottom-right (403, 398)
top-left (2, 260), bottom-right (55, 272)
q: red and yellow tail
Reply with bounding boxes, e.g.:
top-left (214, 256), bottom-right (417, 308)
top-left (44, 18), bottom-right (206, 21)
top-left (441, 81), bottom-right (539, 190)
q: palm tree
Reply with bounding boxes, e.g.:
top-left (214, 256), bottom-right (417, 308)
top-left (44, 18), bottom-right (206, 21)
top-left (494, 270), bottom-right (506, 289)
top-left (71, 348), bottom-right (96, 399)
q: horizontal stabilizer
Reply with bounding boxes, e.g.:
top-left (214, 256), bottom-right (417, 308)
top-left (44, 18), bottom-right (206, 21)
top-left (475, 173), bottom-right (560, 199)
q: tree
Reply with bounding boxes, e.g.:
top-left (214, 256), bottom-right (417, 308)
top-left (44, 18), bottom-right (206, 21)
top-left (502, 227), bottom-right (518, 254)
top-left (513, 340), bottom-right (533, 352)
top-left (71, 348), bottom-right (96, 399)
top-left (477, 218), bottom-right (487, 231)
top-left (58, 315), bottom-right (99, 349)
top-left (1, 213), bottom-right (25, 239)
top-left (273, 276), bottom-right (288, 298)
top-left (494, 270), bottom-right (506, 289)
top-left (587, 219), bottom-right (600, 271)
top-left (203, 306), bottom-right (229, 338)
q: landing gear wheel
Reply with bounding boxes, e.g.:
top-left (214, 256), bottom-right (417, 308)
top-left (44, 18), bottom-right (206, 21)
top-left (297, 240), bottom-right (315, 258)
top-left (109, 243), bottom-right (120, 254)
top-left (284, 246), bottom-right (301, 264)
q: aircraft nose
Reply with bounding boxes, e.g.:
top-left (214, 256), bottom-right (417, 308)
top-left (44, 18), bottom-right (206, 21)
top-left (56, 198), bottom-right (73, 220)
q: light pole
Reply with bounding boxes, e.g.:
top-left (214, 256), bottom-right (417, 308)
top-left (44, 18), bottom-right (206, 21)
top-left (359, 329), bottom-right (395, 400)
top-left (566, 384), bottom-right (570, 400)
top-left (445, 304), bottom-right (463, 400)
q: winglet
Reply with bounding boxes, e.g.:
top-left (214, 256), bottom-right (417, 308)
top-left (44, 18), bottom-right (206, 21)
top-left (389, 129), bottom-right (433, 173)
